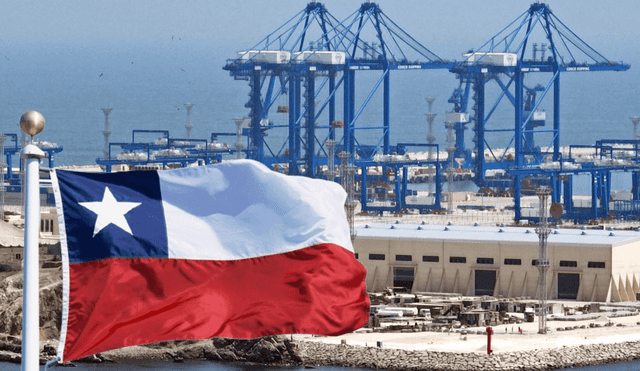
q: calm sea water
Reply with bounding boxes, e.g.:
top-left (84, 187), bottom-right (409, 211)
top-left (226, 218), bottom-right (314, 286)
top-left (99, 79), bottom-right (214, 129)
top-left (1, 43), bottom-right (638, 177)
top-left (1, 358), bottom-right (639, 371)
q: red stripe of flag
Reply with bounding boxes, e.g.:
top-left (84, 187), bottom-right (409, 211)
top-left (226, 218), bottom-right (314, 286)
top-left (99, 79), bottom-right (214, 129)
top-left (62, 243), bottom-right (369, 361)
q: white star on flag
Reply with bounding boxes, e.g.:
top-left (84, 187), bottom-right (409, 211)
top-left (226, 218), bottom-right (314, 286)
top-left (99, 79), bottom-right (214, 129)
top-left (79, 187), bottom-right (141, 237)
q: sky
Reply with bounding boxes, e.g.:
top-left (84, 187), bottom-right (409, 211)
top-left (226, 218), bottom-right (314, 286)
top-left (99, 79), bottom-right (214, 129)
top-left (1, 1), bottom-right (637, 57)
top-left (0, 0), bottom-right (638, 165)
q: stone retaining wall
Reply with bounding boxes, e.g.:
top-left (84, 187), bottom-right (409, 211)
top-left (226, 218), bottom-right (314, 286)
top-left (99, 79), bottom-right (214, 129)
top-left (295, 340), bottom-right (640, 370)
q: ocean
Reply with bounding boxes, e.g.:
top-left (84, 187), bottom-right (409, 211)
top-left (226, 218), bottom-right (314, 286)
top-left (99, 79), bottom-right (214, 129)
top-left (0, 358), bottom-right (638, 371)
top-left (1, 43), bottom-right (638, 188)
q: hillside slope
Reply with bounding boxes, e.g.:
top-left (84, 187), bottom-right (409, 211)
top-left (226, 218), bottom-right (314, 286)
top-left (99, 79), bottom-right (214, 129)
top-left (0, 267), bottom-right (62, 340)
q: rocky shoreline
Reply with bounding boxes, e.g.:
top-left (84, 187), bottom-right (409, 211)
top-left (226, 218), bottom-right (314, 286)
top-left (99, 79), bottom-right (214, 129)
top-left (1, 269), bottom-right (640, 370)
top-left (0, 336), bottom-right (303, 366)
top-left (297, 340), bottom-right (640, 370)
top-left (2, 335), bottom-right (640, 370)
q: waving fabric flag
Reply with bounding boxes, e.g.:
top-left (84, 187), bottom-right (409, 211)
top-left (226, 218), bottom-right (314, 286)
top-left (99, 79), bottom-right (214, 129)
top-left (52, 160), bottom-right (369, 362)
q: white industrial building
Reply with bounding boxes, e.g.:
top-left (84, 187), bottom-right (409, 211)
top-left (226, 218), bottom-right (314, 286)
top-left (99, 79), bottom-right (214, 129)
top-left (353, 223), bottom-right (640, 302)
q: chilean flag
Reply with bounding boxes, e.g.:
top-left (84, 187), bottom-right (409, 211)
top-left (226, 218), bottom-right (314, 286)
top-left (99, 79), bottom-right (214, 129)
top-left (52, 160), bottom-right (369, 362)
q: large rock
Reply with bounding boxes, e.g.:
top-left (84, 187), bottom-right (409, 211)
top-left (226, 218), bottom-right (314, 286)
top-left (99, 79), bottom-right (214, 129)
top-left (0, 268), bottom-right (62, 339)
top-left (206, 336), bottom-right (300, 364)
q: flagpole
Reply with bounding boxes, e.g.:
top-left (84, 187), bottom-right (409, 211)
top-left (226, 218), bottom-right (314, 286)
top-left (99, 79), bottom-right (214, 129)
top-left (20, 111), bottom-right (45, 371)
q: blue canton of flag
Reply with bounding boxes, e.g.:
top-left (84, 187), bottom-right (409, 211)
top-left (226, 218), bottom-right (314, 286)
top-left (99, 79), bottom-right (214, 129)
top-left (56, 170), bottom-right (168, 263)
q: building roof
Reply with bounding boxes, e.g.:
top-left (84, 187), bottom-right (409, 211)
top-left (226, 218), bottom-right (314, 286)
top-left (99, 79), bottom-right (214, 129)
top-left (355, 223), bottom-right (640, 247)
top-left (0, 221), bottom-right (24, 247)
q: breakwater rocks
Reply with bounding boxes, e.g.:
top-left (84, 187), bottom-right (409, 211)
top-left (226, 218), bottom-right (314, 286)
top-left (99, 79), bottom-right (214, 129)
top-left (146, 337), bottom-right (302, 365)
top-left (0, 335), bottom-right (58, 365)
top-left (2, 335), bottom-right (640, 370)
top-left (0, 336), bottom-right (302, 365)
top-left (295, 340), bottom-right (640, 370)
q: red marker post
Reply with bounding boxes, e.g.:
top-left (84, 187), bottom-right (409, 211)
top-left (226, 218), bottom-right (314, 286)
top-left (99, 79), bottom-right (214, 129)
top-left (486, 326), bottom-right (493, 354)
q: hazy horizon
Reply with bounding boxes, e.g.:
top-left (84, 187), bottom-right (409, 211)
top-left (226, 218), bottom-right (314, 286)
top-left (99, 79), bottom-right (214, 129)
top-left (0, 1), bottom-right (637, 167)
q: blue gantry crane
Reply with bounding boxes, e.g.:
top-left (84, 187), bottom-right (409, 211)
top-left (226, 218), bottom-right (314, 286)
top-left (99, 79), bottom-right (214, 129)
top-left (444, 2), bottom-right (630, 222)
top-left (1, 134), bottom-right (20, 181)
top-left (222, 1), bottom-right (453, 214)
top-left (2, 134), bottom-right (62, 179)
top-left (96, 130), bottom-right (232, 172)
top-left (223, 2), bottom-right (346, 177)
top-left (2, 133), bottom-right (62, 205)
top-left (94, 2), bottom-right (633, 224)
top-left (223, 2), bottom-right (453, 184)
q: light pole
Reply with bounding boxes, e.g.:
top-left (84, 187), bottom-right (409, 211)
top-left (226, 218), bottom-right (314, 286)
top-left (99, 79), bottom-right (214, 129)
top-left (20, 111), bottom-right (45, 371)
top-left (102, 107), bottom-right (112, 160)
top-left (535, 186), bottom-right (551, 334)
top-left (425, 97), bottom-right (436, 160)
top-left (184, 103), bottom-right (194, 139)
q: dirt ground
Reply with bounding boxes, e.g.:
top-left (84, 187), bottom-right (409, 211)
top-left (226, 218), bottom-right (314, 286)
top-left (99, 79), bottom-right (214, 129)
top-left (296, 312), bottom-right (640, 354)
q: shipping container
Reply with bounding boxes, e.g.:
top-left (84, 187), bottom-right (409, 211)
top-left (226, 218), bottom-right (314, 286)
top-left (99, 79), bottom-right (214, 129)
top-left (463, 52), bottom-right (518, 67)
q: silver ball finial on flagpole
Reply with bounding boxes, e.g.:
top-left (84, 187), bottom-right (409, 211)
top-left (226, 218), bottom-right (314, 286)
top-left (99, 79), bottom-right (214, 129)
top-left (19, 110), bottom-right (45, 371)
top-left (20, 110), bottom-right (45, 142)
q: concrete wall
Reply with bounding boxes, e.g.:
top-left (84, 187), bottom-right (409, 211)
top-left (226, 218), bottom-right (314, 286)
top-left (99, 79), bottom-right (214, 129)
top-left (610, 241), bottom-right (640, 301)
top-left (354, 232), bottom-right (627, 302)
top-left (40, 208), bottom-right (59, 235)
top-left (0, 246), bottom-right (26, 265)
top-left (0, 245), bottom-right (54, 267)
